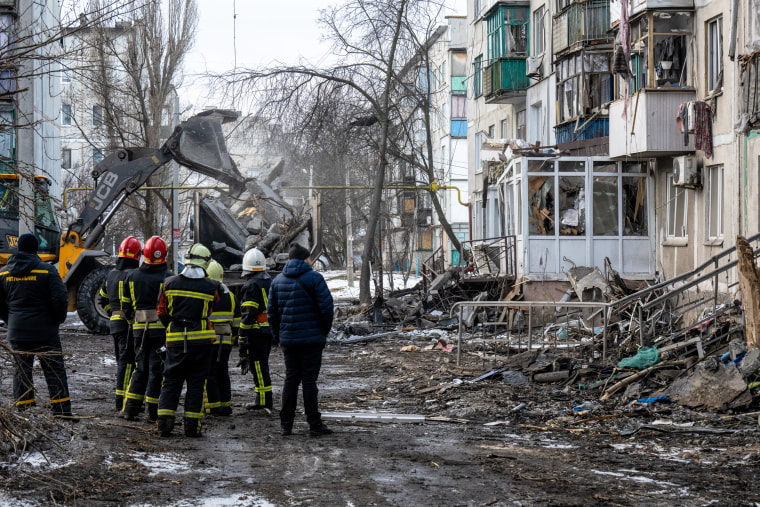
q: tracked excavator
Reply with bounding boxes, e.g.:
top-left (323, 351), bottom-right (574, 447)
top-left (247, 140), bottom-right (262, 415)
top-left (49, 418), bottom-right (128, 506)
top-left (0, 109), bottom-right (244, 335)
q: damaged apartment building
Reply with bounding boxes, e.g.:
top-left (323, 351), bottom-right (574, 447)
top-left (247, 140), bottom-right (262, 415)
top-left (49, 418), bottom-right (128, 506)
top-left (461, 0), bottom-right (760, 300)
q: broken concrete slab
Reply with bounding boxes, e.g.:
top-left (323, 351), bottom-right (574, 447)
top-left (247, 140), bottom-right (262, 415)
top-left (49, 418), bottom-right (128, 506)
top-left (738, 347), bottom-right (760, 377)
top-left (665, 357), bottom-right (751, 410)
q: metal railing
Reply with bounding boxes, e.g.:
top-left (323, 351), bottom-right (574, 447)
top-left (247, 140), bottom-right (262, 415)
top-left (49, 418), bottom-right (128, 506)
top-left (460, 235), bottom-right (517, 278)
top-left (449, 234), bottom-right (760, 366)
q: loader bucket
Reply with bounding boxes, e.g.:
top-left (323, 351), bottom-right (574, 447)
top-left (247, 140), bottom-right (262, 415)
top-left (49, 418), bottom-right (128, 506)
top-left (172, 109), bottom-right (244, 187)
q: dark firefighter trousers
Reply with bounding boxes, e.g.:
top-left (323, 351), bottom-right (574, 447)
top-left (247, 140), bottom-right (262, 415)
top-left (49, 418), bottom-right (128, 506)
top-left (248, 333), bottom-right (272, 407)
top-left (280, 343), bottom-right (324, 430)
top-left (113, 329), bottom-right (135, 404)
top-left (158, 344), bottom-right (213, 433)
top-left (10, 336), bottom-right (71, 415)
top-left (206, 343), bottom-right (232, 411)
top-left (125, 335), bottom-right (165, 413)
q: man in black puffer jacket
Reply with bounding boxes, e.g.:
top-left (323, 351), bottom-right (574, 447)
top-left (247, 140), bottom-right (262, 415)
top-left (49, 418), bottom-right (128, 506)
top-left (268, 243), bottom-right (334, 437)
top-left (0, 234), bottom-right (72, 416)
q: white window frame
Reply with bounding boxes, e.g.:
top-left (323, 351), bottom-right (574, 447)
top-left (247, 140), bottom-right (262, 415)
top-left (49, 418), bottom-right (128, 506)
top-left (61, 104), bottom-right (72, 126)
top-left (61, 148), bottom-right (71, 169)
top-left (707, 16), bottom-right (723, 93)
top-left (533, 6), bottom-right (546, 55)
top-left (666, 175), bottom-right (688, 239)
top-left (706, 165), bottom-right (724, 240)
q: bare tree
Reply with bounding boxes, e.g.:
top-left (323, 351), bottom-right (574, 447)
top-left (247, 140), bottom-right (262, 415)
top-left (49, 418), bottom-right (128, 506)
top-left (61, 0), bottom-right (198, 242)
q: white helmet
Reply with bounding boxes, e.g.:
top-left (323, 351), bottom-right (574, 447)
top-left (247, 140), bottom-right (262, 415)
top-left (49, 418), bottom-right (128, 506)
top-left (243, 248), bottom-right (266, 272)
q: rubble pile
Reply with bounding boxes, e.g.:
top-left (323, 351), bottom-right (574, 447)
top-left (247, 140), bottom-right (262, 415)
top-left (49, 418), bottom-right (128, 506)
top-left (331, 250), bottom-right (760, 420)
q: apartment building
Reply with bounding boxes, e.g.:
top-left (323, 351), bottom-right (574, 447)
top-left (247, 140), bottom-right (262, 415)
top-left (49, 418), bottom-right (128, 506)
top-left (1, 0), bottom-right (61, 240)
top-left (466, 0), bottom-right (760, 298)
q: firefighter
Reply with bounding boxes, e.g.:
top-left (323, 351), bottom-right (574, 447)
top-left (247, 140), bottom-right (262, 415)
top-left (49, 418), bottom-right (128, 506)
top-left (156, 243), bottom-right (220, 437)
top-left (236, 248), bottom-right (274, 411)
top-left (0, 234), bottom-right (72, 417)
top-left (121, 236), bottom-right (173, 423)
top-left (99, 236), bottom-right (141, 411)
top-left (205, 260), bottom-right (240, 416)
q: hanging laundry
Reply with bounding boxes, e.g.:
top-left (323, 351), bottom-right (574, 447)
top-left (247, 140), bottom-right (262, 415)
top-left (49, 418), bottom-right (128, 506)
top-left (694, 101), bottom-right (713, 159)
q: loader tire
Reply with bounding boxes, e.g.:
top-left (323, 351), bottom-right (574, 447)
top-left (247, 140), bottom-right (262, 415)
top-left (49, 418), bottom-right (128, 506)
top-left (76, 265), bottom-right (112, 335)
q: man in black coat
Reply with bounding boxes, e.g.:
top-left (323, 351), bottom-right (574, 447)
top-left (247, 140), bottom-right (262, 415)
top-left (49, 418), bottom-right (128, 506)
top-left (0, 234), bottom-right (72, 416)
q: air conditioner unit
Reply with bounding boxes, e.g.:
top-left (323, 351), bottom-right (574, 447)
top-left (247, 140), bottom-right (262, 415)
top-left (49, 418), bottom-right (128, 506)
top-left (526, 56), bottom-right (542, 78)
top-left (672, 155), bottom-right (700, 188)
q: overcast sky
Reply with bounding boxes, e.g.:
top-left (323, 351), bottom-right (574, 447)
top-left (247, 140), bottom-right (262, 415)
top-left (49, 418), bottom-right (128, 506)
top-left (183, 0), bottom-right (467, 112)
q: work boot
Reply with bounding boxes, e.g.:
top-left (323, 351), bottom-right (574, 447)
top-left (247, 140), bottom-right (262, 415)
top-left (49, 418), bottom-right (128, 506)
top-left (157, 416), bottom-right (175, 437)
top-left (218, 406), bottom-right (232, 417)
top-left (184, 417), bottom-right (201, 438)
top-left (146, 404), bottom-right (158, 423)
top-left (281, 425), bottom-right (293, 436)
top-left (309, 422), bottom-right (333, 437)
top-left (114, 395), bottom-right (124, 411)
top-left (123, 399), bottom-right (141, 421)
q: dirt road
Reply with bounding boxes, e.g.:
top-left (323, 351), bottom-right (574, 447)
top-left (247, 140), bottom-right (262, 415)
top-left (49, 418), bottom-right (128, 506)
top-left (0, 315), bottom-right (758, 506)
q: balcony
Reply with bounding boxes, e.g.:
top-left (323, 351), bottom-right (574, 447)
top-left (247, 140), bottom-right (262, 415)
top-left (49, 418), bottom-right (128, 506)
top-left (608, 89), bottom-right (695, 158)
top-left (553, 0), bottom-right (612, 59)
top-left (484, 57), bottom-right (528, 104)
top-left (555, 118), bottom-right (608, 144)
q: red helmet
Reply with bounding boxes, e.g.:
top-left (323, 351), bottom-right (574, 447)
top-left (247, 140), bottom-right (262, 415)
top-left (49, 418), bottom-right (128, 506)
top-left (143, 236), bottom-right (167, 264)
top-left (118, 236), bottom-right (142, 260)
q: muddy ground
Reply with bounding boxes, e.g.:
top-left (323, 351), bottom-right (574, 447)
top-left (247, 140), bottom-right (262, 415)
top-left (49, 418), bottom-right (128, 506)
top-left (0, 313), bottom-right (759, 506)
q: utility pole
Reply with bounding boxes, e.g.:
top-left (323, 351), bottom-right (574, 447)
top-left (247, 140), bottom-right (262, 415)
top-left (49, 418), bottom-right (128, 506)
top-left (171, 87), bottom-right (180, 272)
top-left (346, 168), bottom-right (354, 287)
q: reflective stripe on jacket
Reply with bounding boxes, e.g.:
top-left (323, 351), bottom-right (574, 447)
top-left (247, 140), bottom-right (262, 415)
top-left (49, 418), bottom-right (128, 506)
top-left (157, 274), bottom-right (220, 347)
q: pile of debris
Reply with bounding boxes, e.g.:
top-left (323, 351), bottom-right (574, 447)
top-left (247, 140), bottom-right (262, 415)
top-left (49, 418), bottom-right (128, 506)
top-left (332, 237), bottom-right (760, 417)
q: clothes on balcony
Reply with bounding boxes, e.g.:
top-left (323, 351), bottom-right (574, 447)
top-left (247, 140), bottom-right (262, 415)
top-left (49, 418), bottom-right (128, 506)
top-left (676, 100), bottom-right (713, 159)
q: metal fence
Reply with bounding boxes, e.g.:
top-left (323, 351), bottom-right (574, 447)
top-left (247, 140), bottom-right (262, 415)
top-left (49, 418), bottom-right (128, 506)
top-left (449, 233), bottom-right (760, 367)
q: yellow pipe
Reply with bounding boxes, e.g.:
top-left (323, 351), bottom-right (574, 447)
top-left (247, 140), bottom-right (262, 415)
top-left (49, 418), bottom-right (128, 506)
top-left (63, 185), bottom-right (228, 209)
top-left (284, 182), bottom-right (470, 206)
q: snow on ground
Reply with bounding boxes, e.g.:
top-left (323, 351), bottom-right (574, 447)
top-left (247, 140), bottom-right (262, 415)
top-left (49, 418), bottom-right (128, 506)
top-left (322, 270), bottom-right (421, 301)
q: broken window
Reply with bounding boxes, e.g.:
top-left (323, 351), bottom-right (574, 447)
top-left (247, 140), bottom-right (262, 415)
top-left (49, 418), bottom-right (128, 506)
top-left (528, 176), bottom-right (554, 235)
top-left (592, 176), bottom-right (618, 236)
top-left (474, 55), bottom-right (483, 97)
top-left (666, 175), bottom-right (687, 238)
top-left (533, 5), bottom-right (546, 55)
top-left (555, 50), bottom-right (612, 124)
top-left (619, 11), bottom-right (692, 96)
top-left (418, 226), bottom-right (433, 251)
top-left (487, 6), bottom-right (529, 59)
top-left (558, 176), bottom-right (585, 236)
top-left (706, 165), bottom-right (723, 239)
top-left (622, 174), bottom-right (647, 236)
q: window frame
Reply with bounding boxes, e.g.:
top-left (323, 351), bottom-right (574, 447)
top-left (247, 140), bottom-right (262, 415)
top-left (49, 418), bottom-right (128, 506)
top-left (473, 54), bottom-right (483, 97)
top-left (707, 16), bottom-right (723, 93)
top-left (706, 164), bottom-right (724, 240)
top-left (533, 5), bottom-right (546, 55)
top-left (92, 104), bottom-right (103, 128)
top-left (61, 148), bottom-right (71, 170)
top-left (666, 174), bottom-right (688, 239)
top-left (61, 104), bottom-right (72, 126)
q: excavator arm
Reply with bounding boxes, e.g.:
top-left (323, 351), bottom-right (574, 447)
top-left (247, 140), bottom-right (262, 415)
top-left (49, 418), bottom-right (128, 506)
top-left (59, 109), bottom-right (244, 335)
top-left (60, 109), bottom-right (243, 279)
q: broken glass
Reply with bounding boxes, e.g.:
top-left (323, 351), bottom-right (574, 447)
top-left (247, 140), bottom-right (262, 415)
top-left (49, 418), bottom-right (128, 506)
top-left (622, 176), bottom-right (647, 236)
top-left (528, 176), bottom-right (554, 235)
top-left (592, 176), bottom-right (618, 236)
top-left (528, 159), bottom-right (554, 172)
top-left (559, 176), bottom-right (585, 236)
top-left (559, 160), bottom-right (584, 172)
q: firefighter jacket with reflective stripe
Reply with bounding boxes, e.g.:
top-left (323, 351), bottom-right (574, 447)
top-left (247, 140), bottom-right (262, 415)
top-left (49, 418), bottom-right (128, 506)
top-left (0, 252), bottom-right (68, 342)
top-left (157, 273), bottom-right (220, 347)
top-left (239, 271), bottom-right (271, 336)
top-left (208, 283), bottom-right (239, 346)
top-left (100, 257), bottom-right (139, 334)
top-left (123, 263), bottom-right (174, 338)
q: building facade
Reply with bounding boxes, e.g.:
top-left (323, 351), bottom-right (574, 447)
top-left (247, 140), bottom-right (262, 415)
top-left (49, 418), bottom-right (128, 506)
top-left (465, 0), bottom-right (760, 296)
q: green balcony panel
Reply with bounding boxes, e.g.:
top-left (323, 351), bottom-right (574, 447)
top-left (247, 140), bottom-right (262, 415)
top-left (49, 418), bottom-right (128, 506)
top-left (451, 76), bottom-right (467, 93)
top-left (486, 58), bottom-right (529, 96)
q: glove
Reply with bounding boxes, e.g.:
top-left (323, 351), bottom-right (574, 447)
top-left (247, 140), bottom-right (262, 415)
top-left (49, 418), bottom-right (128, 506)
top-left (236, 356), bottom-right (250, 375)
